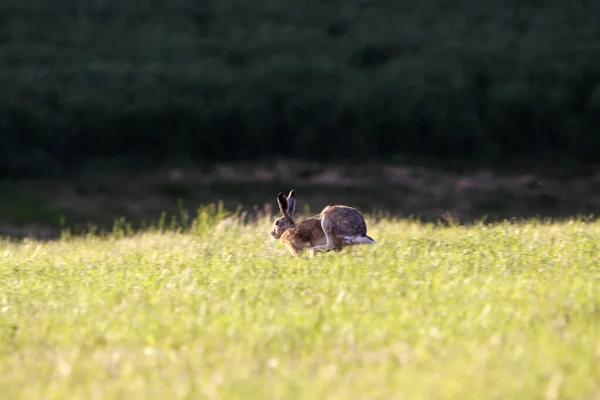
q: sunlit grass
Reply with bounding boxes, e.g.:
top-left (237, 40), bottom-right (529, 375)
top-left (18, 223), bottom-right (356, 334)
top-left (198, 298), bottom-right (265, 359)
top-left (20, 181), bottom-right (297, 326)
top-left (1, 215), bottom-right (599, 399)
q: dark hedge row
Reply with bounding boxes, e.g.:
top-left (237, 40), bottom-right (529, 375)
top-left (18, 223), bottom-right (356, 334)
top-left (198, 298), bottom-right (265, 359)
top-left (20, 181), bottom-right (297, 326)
top-left (2, 0), bottom-right (599, 177)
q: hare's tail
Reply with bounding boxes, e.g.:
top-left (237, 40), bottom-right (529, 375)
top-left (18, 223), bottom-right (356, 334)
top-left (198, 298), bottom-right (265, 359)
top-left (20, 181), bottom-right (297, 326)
top-left (340, 233), bottom-right (376, 245)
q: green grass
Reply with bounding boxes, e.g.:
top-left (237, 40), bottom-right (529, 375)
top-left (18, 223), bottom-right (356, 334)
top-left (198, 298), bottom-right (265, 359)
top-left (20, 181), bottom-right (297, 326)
top-left (1, 215), bottom-right (600, 399)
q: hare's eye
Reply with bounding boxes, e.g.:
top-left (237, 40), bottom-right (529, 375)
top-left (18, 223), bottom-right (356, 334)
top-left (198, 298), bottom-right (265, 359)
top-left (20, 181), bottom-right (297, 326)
top-left (275, 220), bottom-right (280, 225)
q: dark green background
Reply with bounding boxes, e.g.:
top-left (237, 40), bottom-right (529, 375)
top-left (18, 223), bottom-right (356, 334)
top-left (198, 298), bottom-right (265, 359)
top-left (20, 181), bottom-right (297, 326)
top-left (2, 0), bottom-right (599, 178)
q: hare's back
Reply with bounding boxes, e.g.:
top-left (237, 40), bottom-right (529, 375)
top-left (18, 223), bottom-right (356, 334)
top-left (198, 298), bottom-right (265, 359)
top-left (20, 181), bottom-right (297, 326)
top-left (321, 205), bottom-right (367, 235)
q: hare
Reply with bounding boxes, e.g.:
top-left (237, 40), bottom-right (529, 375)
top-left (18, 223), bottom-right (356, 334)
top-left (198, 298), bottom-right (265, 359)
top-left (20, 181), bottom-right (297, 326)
top-left (270, 190), bottom-right (375, 255)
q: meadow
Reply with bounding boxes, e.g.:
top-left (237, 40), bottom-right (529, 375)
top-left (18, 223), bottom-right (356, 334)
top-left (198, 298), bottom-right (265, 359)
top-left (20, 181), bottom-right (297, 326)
top-left (1, 213), bottom-right (599, 399)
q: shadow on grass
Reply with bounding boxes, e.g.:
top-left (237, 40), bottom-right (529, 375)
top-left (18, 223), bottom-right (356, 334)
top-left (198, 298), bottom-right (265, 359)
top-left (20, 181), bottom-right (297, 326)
top-left (1, 164), bottom-right (600, 241)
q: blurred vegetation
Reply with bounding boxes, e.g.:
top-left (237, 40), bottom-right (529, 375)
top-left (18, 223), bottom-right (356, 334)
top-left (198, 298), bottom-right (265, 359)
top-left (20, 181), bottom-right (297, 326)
top-left (1, 0), bottom-right (600, 178)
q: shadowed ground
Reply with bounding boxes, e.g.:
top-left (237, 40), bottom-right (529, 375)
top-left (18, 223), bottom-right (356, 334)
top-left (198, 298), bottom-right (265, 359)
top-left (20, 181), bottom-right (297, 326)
top-left (1, 161), bottom-right (600, 239)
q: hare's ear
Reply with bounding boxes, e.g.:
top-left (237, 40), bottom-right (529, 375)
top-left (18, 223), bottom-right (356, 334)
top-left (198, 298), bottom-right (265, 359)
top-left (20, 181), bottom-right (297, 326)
top-left (277, 192), bottom-right (288, 216)
top-left (286, 190), bottom-right (296, 216)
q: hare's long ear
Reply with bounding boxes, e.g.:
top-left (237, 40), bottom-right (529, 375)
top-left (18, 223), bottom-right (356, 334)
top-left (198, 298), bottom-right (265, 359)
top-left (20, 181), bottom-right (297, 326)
top-left (277, 192), bottom-right (289, 216)
top-left (286, 190), bottom-right (296, 216)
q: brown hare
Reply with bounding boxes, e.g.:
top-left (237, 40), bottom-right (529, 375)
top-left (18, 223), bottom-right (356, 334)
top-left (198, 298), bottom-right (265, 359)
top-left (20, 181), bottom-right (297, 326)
top-left (270, 190), bottom-right (375, 255)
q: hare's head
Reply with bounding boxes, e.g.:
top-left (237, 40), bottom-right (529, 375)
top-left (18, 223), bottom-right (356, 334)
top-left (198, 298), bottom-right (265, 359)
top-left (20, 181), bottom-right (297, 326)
top-left (270, 190), bottom-right (296, 240)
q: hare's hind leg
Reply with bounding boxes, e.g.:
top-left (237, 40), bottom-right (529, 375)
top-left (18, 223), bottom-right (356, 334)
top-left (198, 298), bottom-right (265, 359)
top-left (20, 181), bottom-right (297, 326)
top-left (311, 217), bottom-right (343, 253)
top-left (340, 234), bottom-right (376, 245)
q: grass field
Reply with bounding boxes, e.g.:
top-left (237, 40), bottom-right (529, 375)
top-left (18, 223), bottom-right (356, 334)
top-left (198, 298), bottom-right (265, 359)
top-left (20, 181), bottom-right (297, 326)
top-left (1, 213), bottom-right (599, 399)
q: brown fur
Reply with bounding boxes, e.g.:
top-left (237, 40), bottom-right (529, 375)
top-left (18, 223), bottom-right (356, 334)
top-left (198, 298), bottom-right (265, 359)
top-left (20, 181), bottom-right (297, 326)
top-left (280, 218), bottom-right (327, 255)
top-left (270, 190), bottom-right (375, 256)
